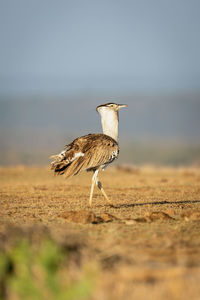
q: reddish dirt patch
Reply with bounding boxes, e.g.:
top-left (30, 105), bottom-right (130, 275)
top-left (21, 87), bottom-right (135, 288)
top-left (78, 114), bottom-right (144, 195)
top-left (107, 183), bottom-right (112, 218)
top-left (181, 209), bottom-right (200, 221)
top-left (61, 210), bottom-right (117, 224)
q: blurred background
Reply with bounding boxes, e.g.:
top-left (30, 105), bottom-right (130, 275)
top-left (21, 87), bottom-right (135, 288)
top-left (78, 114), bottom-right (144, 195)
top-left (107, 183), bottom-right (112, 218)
top-left (0, 0), bottom-right (200, 166)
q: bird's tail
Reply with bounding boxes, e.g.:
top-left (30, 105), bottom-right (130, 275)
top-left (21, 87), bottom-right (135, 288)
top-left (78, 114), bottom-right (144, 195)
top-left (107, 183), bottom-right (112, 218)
top-left (50, 149), bottom-right (85, 178)
top-left (50, 152), bottom-right (70, 176)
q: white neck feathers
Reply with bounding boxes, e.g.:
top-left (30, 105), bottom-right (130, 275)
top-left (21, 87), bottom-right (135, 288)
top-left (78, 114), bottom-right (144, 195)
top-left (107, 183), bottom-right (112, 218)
top-left (98, 107), bottom-right (119, 142)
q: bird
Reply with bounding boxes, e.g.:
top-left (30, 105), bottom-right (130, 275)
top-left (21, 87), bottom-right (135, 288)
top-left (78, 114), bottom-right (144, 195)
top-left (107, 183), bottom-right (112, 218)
top-left (50, 102), bottom-right (127, 207)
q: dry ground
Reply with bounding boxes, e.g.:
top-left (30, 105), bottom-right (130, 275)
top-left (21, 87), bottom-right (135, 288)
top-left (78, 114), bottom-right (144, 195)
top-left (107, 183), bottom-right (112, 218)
top-left (1, 165), bottom-right (200, 300)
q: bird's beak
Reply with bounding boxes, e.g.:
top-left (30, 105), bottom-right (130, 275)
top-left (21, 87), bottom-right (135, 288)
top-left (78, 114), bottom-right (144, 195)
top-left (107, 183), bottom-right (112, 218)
top-left (118, 104), bottom-right (128, 109)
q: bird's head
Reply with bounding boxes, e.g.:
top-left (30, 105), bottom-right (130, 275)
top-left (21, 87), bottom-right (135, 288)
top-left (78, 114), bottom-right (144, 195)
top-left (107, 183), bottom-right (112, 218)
top-left (96, 102), bottom-right (128, 114)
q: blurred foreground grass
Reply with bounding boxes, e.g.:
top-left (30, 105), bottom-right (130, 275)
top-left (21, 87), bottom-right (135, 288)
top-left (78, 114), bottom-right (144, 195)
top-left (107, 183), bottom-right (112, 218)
top-left (0, 235), bottom-right (94, 300)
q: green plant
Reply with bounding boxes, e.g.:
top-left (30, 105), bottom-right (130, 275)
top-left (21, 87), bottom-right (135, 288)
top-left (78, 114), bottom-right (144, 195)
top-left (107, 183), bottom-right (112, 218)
top-left (0, 238), bottom-right (94, 300)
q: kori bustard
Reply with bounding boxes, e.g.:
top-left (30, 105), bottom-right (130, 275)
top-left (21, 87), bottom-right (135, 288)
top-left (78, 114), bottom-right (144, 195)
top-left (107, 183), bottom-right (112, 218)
top-left (50, 102), bottom-right (127, 207)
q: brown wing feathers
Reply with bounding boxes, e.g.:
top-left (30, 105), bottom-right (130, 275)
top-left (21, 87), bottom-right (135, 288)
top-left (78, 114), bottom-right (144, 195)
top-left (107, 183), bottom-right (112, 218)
top-left (50, 134), bottom-right (119, 178)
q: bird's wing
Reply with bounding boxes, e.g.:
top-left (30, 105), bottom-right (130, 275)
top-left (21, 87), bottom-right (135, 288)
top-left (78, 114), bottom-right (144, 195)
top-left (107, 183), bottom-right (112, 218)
top-left (50, 134), bottom-right (119, 177)
top-left (75, 133), bottom-right (119, 171)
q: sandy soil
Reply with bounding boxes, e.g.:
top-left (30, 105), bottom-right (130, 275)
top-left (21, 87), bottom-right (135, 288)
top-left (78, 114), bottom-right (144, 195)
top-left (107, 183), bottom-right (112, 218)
top-left (1, 165), bottom-right (200, 299)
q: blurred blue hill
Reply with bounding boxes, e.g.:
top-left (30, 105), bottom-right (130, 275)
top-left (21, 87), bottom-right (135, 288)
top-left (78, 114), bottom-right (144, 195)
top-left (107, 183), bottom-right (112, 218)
top-left (0, 92), bottom-right (199, 166)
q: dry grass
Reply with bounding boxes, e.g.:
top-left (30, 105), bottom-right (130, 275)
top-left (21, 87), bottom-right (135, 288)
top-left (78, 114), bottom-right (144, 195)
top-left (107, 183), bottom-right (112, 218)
top-left (1, 165), bottom-right (200, 299)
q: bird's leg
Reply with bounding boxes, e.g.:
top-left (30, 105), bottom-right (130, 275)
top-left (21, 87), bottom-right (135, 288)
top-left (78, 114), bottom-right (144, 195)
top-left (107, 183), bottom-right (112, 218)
top-left (89, 170), bottom-right (99, 208)
top-left (95, 177), bottom-right (114, 207)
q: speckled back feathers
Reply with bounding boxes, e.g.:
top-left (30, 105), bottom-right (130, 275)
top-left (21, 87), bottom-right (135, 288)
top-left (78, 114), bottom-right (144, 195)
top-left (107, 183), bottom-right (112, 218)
top-left (50, 133), bottom-right (119, 178)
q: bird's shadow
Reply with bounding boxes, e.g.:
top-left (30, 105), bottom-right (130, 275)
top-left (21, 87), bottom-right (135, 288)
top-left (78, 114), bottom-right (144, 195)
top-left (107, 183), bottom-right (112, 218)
top-left (113, 199), bottom-right (200, 209)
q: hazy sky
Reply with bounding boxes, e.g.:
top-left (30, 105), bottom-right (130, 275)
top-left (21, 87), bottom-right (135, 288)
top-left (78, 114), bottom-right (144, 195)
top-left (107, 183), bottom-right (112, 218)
top-left (0, 0), bottom-right (200, 94)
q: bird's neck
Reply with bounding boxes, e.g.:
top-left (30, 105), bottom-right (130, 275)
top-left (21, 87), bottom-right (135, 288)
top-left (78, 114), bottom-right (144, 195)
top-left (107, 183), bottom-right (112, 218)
top-left (100, 109), bottom-right (119, 142)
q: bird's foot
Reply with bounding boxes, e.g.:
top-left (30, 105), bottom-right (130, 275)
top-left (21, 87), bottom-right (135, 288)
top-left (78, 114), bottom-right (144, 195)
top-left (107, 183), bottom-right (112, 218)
top-left (107, 200), bottom-right (115, 207)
